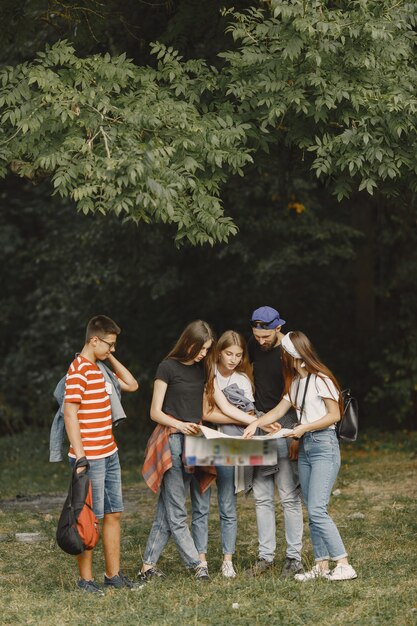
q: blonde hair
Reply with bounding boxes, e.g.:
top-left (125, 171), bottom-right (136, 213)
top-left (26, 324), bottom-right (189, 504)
top-left (205, 330), bottom-right (253, 408)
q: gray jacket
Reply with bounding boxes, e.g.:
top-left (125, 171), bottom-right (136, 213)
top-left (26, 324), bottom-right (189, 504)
top-left (49, 360), bottom-right (127, 462)
top-left (220, 383), bottom-right (263, 437)
top-left (220, 382), bottom-right (279, 491)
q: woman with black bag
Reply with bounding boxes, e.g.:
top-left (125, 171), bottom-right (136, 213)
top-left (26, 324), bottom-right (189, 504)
top-left (244, 331), bottom-right (357, 582)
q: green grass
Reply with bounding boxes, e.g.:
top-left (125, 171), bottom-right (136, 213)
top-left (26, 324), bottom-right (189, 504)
top-left (0, 428), bottom-right (416, 626)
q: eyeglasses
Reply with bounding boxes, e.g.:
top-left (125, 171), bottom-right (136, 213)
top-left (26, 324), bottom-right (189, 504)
top-left (97, 337), bottom-right (117, 350)
top-left (250, 318), bottom-right (278, 330)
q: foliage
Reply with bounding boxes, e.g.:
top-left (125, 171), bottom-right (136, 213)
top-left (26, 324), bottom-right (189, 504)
top-left (0, 41), bottom-right (252, 245)
top-left (220, 0), bottom-right (417, 200)
top-left (1, 1), bottom-right (417, 243)
top-left (366, 197), bottom-right (417, 422)
top-left (1, 0), bottom-right (417, 430)
top-left (0, 165), bottom-right (362, 434)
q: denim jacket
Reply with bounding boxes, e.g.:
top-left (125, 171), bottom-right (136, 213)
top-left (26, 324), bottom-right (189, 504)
top-left (49, 360), bottom-right (127, 462)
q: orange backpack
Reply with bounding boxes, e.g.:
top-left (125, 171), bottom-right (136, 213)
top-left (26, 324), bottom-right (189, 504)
top-left (56, 458), bottom-right (99, 555)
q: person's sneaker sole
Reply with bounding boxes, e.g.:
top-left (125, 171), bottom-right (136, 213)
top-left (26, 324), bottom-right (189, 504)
top-left (327, 572), bottom-right (358, 581)
top-left (77, 580), bottom-right (105, 596)
top-left (294, 569), bottom-right (330, 582)
top-left (245, 561), bottom-right (274, 578)
top-left (326, 564), bottom-right (358, 581)
top-left (281, 560), bottom-right (304, 578)
top-left (137, 567), bottom-right (166, 582)
top-left (104, 582), bottom-right (146, 593)
top-left (104, 570), bottom-right (146, 590)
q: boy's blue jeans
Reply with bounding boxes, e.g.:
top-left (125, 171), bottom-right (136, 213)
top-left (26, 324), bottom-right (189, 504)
top-left (69, 451), bottom-right (123, 519)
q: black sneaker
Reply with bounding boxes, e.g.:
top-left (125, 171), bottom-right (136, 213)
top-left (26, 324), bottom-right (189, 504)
top-left (104, 570), bottom-right (145, 591)
top-left (77, 578), bottom-right (105, 596)
top-left (281, 557), bottom-right (304, 578)
top-left (138, 566), bottom-right (166, 582)
top-left (245, 558), bottom-right (274, 578)
top-left (195, 563), bottom-right (210, 582)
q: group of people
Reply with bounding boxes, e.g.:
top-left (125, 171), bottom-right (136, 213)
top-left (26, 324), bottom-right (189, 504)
top-left (62, 308), bottom-right (357, 595)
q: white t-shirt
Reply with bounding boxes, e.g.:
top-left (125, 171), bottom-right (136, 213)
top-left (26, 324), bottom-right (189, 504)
top-left (283, 374), bottom-right (339, 428)
top-left (215, 368), bottom-right (254, 437)
top-left (215, 368), bottom-right (254, 402)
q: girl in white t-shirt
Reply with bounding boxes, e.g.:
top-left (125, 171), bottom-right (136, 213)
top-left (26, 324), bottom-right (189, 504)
top-left (201, 330), bottom-right (258, 578)
top-left (244, 331), bottom-right (357, 582)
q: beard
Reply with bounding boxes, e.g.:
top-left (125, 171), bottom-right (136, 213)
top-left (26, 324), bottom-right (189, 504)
top-left (260, 342), bottom-right (276, 352)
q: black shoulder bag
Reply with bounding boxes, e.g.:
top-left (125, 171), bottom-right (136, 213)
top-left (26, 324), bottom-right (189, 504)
top-left (336, 389), bottom-right (359, 442)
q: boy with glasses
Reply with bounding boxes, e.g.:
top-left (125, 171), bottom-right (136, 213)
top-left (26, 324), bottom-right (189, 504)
top-left (246, 306), bottom-right (304, 578)
top-left (64, 315), bottom-right (140, 594)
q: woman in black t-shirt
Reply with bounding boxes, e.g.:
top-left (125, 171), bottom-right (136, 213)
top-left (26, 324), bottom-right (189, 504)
top-left (139, 320), bottom-right (214, 581)
top-left (139, 320), bottom-right (256, 582)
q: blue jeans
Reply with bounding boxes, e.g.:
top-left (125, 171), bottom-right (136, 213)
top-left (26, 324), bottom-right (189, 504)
top-left (143, 434), bottom-right (201, 569)
top-left (252, 438), bottom-right (303, 562)
top-left (192, 465), bottom-right (237, 556)
top-left (69, 452), bottom-right (123, 519)
top-left (298, 429), bottom-right (347, 562)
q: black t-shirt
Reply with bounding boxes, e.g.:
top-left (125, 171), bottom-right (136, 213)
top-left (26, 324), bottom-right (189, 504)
top-left (154, 358), bottom-right (206, 423)
top-left (247, 335), bottom-right (284, 412)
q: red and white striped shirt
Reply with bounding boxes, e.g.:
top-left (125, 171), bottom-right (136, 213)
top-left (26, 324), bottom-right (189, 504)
top-left (64, 355), bottom-right (117, 460)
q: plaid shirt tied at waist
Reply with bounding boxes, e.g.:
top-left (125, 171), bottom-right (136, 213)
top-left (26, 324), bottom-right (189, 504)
top-left (142, 423), bottom-right (216, 494)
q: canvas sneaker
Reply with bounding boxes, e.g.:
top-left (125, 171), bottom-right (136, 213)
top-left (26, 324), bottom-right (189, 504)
top-left (327, 564), bottom-right (357, 581)
top-left (77, 578), bottom-right (105, 596)
top-left (221, 561), bottom-right (237, 579)
top-left (281, 557), bottom-right (304, 578)
top-left (104, 570), bottom-right (145, 591)
top-left (245, 558), bottom-right (274, 578)
top-left (138, 566), bottom-right (166, 582)
top-left (195, 562), bottom-right (210, 582)
top-left (294, 564), bottom-right (330, 582)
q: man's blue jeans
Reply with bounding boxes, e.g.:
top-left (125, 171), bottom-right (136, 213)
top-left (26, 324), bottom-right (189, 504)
top-left (252, 438), bottom-right (303, 562)
top-left (143, 434), bottom-right (201, 568)
top-left (298, 429), bottom-right (347, 562)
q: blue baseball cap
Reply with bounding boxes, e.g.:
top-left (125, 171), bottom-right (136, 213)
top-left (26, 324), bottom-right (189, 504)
top-left (250, 306), bottom-right (286, 329)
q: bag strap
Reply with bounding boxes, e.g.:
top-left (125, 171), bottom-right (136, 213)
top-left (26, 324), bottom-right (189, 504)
top-left (75, 456), bottom-right (89, 470)
top-left (68, 457), bottom-right (89, 505)
top-left (296, 373), bottom-right (311, 426)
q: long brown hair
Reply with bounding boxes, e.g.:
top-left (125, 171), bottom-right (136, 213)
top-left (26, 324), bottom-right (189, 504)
top-left (205, 330), bottom-right (253, 409)
top-left (281, 331), bottom-right (343, 415)
top-left (167, 320), bottom-right (215, 363)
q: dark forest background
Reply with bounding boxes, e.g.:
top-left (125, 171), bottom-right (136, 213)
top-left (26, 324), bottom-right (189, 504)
top-left (1, 0), bottom-right (416, 435)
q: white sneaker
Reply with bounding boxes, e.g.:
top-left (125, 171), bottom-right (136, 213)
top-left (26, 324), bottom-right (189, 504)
top-left (327, 564), bottom-right (357, 581)
top-left (294, 564), bottom-right (330, 582)
top-left (221, 561), bottom-right (237, 578)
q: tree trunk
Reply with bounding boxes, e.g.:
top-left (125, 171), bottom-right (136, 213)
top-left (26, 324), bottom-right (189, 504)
top-left (352, 194), bottom-right (376, 348)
